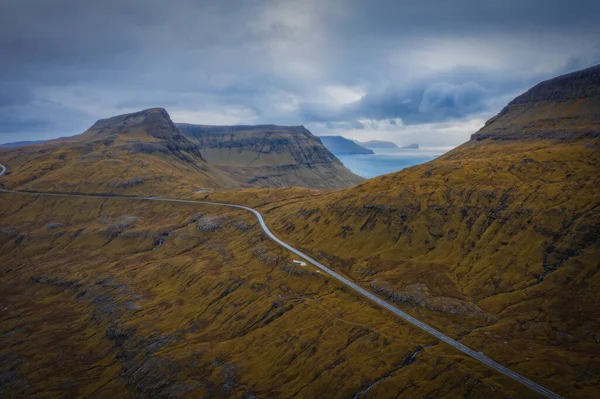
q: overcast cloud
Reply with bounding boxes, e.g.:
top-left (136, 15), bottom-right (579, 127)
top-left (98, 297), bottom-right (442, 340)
top-left (1, 0), bottom-right (599, 145)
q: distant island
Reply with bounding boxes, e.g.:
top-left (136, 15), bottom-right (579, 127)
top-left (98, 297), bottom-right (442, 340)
top-left (356, 140), bottom-right (399, 149)
top-left (319, 136), bottom-right (374, 155)
top-left (354, 140), bottom-right (420, 150)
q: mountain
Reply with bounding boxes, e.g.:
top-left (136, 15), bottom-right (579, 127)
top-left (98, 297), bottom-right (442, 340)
top-left (399, 143), bottom-right (419, 149)
top-left (0, 140), bottom-right (47, 147)
top-left (178, 124), bottom-right (364, 189)
top-left (0, 110), bottom-right (364, 194)
top-left (0, 108), bottom-right (234, 195)
top-left (358, 140), bottom-right (399, 149)
top-left (472, 64), bottom-right (600, 142)
top-left (248, 65), bottom-right (600, 398)
top-left (319, 135), bottom-right (374, 154)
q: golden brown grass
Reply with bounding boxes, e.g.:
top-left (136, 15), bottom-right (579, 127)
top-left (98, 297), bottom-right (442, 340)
top-left (209, 138), bottom-right (599, 398)
top-left (0, 194), bottom-right (537, 398)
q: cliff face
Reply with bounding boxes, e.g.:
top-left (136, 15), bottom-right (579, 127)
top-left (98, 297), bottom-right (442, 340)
top-left (319, 135), bottom-right (374, 154)
top-left (251, 65), bottom-right (600, 398)
top-left (178, 124), bottom-right (364, 189)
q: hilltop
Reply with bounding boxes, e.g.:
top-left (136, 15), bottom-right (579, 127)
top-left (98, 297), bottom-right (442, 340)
top-left (178, 124), bottom-right (364, 189)
top-left (471, 64), bottom-right (600, 142)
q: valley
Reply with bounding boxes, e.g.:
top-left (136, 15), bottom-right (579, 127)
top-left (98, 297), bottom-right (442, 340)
top-left (0, 65), bottom-right (598, 399)
top-left (0, 164), bottom-right (560, 398)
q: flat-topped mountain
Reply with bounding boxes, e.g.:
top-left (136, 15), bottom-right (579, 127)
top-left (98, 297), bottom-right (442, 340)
top-left (472, 64), bottom-right (600, 142)
top-left (178, 124), bottom-right (364, 189)
top-left (0, 108), bottom-right (234, 195)
top-left (358, 140), bottom-right (399, 149)
top-left (319, 135), bottom-right (374, 154)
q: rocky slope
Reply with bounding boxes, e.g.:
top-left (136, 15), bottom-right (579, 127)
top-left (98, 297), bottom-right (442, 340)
top-left (319, 135), bottom-right (374, 154)
top-left (0, 108), bottom-right (235, 195)
top-left (178, 124), bottom-right (364, 189)
top-left (205, 64), bottom-right (600, 398)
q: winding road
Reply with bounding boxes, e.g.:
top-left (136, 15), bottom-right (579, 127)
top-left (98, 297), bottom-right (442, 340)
top-left (0, 163), bottom-right (562, 399)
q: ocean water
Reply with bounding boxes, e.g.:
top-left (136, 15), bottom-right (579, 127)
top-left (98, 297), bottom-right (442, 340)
top-left (336, 146), bottom-right (454, 179)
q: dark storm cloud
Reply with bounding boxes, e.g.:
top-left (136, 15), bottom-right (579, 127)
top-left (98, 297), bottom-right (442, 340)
top-left (1, 0), bottom-right (599, 143)
top-left (301, 79), bottom-right (489, 124)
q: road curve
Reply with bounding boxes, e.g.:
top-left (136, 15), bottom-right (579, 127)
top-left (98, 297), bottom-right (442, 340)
top-left (0, 163), bottom-right (561, 399)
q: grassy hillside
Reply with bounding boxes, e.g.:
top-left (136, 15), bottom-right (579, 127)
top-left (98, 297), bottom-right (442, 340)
top-left (0, 193), bottom-right (536, 398)
top-left (1, 66), bottom-right (598, 398)
top-left (201, 65), bottom-right (600, 398)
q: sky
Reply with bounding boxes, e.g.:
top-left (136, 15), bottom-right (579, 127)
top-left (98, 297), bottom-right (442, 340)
top-left (1, 0), bottom-right (599, 146)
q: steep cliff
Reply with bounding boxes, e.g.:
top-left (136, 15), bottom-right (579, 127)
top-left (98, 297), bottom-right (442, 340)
top-left (178, 124), bottom-right (364, 189)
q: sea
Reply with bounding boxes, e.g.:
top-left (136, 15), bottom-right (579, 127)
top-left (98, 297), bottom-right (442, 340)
top-left (336, 146), bottom-right (455, 179)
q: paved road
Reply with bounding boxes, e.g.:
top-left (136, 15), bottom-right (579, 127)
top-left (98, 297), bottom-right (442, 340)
top-left (0, 163), bottom-right (562, 399)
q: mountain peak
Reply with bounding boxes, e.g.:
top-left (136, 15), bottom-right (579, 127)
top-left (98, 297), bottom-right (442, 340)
top-left (471, 64), bottom-right (600, 142)
top-left (88, 108), bottom-right (179, 140)
top-left (509, 64), bottom-right (600, 105)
